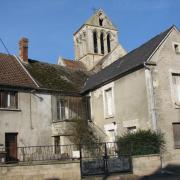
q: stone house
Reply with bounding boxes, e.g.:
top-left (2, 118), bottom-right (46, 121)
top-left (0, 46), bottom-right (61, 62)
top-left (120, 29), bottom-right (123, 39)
top-left (82, 25), bottom-right (180, 165)
top-left (0, 38), bottom-right (89, 161)
top-left (0, 9), bottom-right (180, 166)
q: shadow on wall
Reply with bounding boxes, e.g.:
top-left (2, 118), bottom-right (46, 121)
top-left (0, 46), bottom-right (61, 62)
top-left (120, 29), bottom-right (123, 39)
top-left (45, 178), bottom-right (60, 180)
top-left (140, 164), bottom-right (180, 180)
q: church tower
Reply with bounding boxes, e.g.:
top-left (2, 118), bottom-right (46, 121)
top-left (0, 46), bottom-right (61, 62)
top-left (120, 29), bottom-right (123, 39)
top-left (73, 9), bottom-right (126, 71)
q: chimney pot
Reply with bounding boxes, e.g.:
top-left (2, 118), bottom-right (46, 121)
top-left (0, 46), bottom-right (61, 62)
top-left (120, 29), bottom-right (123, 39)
top-left (19, 37), bottom-right (28, 63)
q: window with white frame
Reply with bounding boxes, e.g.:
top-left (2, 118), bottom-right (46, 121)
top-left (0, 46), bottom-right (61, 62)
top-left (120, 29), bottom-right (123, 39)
top-left (172, 73), bottom-right (180, 105)
top-left (0, 91), bottom-right (18, 109)
top-left (104, 88), bottom-right (114, 117)
top-left (104, 123), bottom-right (117, 143)
top-left (57, 99), bottom-right (69, 120)
top-left (108, 129), bottom-right (116, 142)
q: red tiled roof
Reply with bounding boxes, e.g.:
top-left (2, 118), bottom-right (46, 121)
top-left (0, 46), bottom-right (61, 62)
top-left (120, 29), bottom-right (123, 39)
top-left (0, 53), bottom-right (37, 88)
top-left (62, 58), bottom-right (86, 71)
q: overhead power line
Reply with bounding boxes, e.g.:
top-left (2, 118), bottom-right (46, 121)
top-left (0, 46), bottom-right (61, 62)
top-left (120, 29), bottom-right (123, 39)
top-left (0, 38), bottom-right (11, 55)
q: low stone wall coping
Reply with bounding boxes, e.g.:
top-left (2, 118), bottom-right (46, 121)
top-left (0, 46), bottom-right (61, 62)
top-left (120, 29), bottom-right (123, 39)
top-left (132, 153), bottom-right (160, 158)
top-left (0, 160), bottom-right (80, 167)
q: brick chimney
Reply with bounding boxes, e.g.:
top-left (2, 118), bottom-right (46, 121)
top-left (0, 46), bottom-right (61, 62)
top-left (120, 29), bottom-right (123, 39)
top-left (19, 37), bottom-right (28, 63)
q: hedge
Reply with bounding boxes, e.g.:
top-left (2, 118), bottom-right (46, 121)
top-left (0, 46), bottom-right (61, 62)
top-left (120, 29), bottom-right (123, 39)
top-left (116, 129), bottom-right (165, 156)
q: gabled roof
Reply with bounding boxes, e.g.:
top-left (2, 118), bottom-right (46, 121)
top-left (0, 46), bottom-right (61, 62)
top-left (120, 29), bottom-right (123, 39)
top-left (81, 25), bottom-right (176, 93)
top-left (74, 9), bottom-right (117, 35)
top-left (0, 53), bottom-right (37, 89)
top-left (85, 9), bottom-right (117, 30)
top-left (25, 59), bottom-right (89, 94)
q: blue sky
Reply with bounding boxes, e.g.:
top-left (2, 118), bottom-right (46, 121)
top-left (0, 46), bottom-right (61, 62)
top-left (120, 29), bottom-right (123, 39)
top-left (0, 0), bottom-right (179, 64)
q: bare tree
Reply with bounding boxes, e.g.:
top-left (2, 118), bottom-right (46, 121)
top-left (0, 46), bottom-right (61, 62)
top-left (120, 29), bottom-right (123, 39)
top-left (64, 119), bottom-right (102, 148)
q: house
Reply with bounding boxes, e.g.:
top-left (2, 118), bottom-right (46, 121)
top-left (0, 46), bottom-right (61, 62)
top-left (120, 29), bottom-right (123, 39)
top-left (82, 25), bottom-right (180, 165)
top-left (0, 38), bottom-right (89, 161)
top-left (0, 8), bottom-right (180, 166)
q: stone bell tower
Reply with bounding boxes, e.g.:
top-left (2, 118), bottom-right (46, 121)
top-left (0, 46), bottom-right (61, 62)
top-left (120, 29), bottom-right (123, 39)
top-left (73, 9), bottom-right (126, 71)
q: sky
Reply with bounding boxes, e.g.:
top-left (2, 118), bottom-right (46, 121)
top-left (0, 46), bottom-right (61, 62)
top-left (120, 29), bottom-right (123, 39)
top-left (0, 0), bottom-right (179, 64)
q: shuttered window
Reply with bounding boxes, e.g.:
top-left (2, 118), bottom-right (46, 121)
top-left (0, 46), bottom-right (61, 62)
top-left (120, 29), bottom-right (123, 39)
top-left (172, 123), bottom-right (180, 149)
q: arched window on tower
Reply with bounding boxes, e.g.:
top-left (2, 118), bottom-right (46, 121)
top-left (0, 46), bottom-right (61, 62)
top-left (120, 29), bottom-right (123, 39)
top-left (93, 31), bottom-right (98, 53)
top-left (99, 18), bottom-right (103, 26)
top-left (100, 32), bottom-right (104, 54)
top-left (99, 13), bottom-right (103, 26)
top-left (107, 33), bottom-right (111, 53)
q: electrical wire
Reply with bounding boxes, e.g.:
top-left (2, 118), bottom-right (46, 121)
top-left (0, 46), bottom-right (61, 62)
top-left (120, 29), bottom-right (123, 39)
top-left (0, 38), bottom-right (11, 55)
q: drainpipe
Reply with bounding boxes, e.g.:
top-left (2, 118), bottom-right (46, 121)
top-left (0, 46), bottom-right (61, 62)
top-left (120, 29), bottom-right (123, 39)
top-left (30, 90), bottom-right (36, 130)
top-left (29, 92), bottom-right (33, 129)
top-left (144, 62), bottom-right (157, 131)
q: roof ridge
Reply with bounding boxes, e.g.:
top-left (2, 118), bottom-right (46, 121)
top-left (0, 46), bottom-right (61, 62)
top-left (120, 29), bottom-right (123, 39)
top-left (122, 25), bottom-right (174, 60)
top-left (81, 25), bottom-right (176, 93)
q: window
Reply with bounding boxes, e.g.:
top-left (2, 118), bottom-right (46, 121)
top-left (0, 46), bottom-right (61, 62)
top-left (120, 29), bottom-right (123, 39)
top-left (100, 32), bottom-right (104, 54)
top-left (104, 123), bottom-right (117, 143)
top-left (99, 13), bottom-right (103, 26)
top-left (56, 96), bottom-right (86, 122)
top-left (108, 129), bottom-right (115, 142)
top-left (0, 91), bottom-right (18, 109)
top-left (107, 33), bottom-right (111, 53)
top-left (93, 31), bottom-right (98, 53)
top-left (172, 123), bottom-right (180, 149)
top-left (99, 18), bottom-right (103, 26)
top-left (54, 136), bottom-right (60, 154)
top-left (57, 99), bottom-right (68, 120)
top-left (105, 88), bottom-right (113, 117)
top-left (172, 73), bottom-right (180, 105)
top-left (127, 126), bottom-right (137, 133)
top-left (174, 43), bottom-right (180, 54)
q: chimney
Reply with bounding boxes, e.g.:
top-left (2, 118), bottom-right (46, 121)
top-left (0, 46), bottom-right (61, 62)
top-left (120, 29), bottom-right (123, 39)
top-left (19, 37), bottom-right (28, 63)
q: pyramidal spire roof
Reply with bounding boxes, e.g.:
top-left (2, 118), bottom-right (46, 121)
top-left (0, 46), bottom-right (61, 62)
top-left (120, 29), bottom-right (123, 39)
top-left (85, 9), bottom-right (117, 30)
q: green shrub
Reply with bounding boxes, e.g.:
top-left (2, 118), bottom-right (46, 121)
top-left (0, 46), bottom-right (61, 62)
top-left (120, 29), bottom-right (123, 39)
top-left (116, 129), bottom-right (165, 156)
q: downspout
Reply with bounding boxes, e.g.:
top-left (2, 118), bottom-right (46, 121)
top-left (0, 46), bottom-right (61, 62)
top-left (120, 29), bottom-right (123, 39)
top-left (30, 90), bottom-right (36, 130)
top-left (144, 62), bottom-right (157, 131)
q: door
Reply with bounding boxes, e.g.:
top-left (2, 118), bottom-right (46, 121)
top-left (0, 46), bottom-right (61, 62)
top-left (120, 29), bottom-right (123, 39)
top-left (5, 133), bottom-right (18, 162)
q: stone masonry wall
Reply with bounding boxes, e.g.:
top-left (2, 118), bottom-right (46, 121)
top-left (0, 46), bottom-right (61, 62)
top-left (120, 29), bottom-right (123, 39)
top-left (0, 162), bottom-right (80, 180)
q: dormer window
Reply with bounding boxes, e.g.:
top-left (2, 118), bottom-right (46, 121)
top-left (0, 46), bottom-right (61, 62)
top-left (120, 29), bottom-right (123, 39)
top-left (173, 43), bottom-right (180, 54)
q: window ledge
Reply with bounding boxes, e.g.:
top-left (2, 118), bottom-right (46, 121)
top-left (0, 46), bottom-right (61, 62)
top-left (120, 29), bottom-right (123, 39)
top-left (174, 145), bottom-right (180, 149)
top-left (105, 115), bottom-right (114, 119)
top-left (0, 108), bottom-right (21, 112)
top-left (53, 119), bottom-right (74, 123)
top-left (174, 103), bottom-right (180, 109)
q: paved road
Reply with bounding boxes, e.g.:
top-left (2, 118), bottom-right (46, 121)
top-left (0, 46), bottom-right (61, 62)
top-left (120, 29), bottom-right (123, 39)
top-left (83, 173), bottom-right (180, 180)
